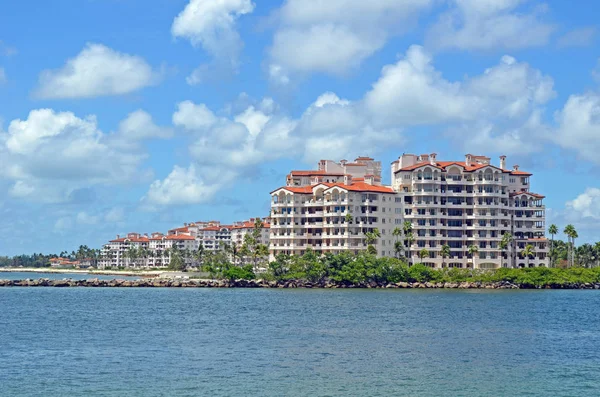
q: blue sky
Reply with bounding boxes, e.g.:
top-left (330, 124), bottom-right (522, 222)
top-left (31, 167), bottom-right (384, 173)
top-left (0, 0), bottom-right (599, 255)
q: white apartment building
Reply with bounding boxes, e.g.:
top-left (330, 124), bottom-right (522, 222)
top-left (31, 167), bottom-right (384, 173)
top-left (99, 233), bottom-right (150, 268)
top-left (270, 153), bottom-right (549, 269)
top-left (270, 175), bottom-right (401, 259)
top-left (391, 153), bottom-right (548, 268)
top-left (286, 157), bottom-right (382, 187)
top-left (230, 218), bottom-right (271, 247)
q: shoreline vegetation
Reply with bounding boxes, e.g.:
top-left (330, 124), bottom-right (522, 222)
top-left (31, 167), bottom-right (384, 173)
top-left (3, 251), bottom-right (600, 289)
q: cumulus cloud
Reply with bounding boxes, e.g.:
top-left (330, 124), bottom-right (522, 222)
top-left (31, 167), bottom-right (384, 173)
top-left (171, 0), bottom-right (255, 84)
top-left (551, 93), bottom-right (600, 164)
top-left (0, 108), bottom-right (155, 202)
top-left (107, 109), bottom-right (174, 151)
top-left (363, 46), bottom-right (555, 154)
top-left (267, 0), bottom-right (432, 82)
top-left (35, 43), bottom-right (159, 99)
top-left (567, 188), bottom-right (600, 220)
top-left (172, 100), bottom-right (218, 130)
top-left (143, 164), bottom-right (224, 206)
top-left (146, 45), bottom-right (563, 206)
top-left (426, 0), bottom-right (555, 51)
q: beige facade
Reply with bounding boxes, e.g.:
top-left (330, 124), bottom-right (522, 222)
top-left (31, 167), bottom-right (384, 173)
top-left (270, 153), bottom-right (549, 269)
top-left (391, 153), bottom-right (548, 268)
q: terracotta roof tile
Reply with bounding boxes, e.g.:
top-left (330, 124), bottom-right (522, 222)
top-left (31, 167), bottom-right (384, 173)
top-left (165, 235), bottom-right (196, 241)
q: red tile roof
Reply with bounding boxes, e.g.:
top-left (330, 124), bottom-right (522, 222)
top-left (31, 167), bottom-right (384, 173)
top-left (200, 226), bottom-right (222, 231)
top-left (109, 236), bottom-right (149, 243)
top-left (396, 161), bottom-right (513, 173)
top-left (272, 182), bottom-right (395, 195)
top-left (510, 170), bottom-right (532, 176)
top-left (166, 235), bottom-right (196, 241)
top-left (510, 191), bottom-right (545, 199)
top-left (231, 221), bottom-right (271, 230)
top-left (340, 182), bottom-right (395, 193)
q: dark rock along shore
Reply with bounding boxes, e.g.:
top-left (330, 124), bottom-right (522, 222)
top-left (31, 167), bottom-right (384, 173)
top-left (1, 278), bottom-right (600, 289)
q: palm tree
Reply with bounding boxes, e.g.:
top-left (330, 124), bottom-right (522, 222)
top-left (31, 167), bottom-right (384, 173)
top-left (193, 244), bottom-right (206, 268)
top-left (594, 242), bottom-right (600, 268)
top-left (564, 225), bottom-right (576, 267)
top-left (125, 246), bottom-right (138, 268)
top-left (418, 248), bottom-right (429, 263)
top-left (394, 241), bottom-right (404, 259)
top-left (468, 244), bottom-right (479, 269)
top-left (500, 233), bottom-right (513, 268)
top-left (440, 244), bottom-right (451, 268)
top-left (403, 221), bottom-right (413, 263)
top-left (344, 213), bottom-right (353, 224)
top-left (571, 229), bottom-right (579, 266)
top-left (405, 232), bottom-right (415, 265)
top-left (548, 224), bottom-right (558, 267)
top-left (392, 227), bottom-right (402, 258)
top-left (521, 244), bottom-right (536, 268)
top-left (365, 228), bottom-right (381, 255)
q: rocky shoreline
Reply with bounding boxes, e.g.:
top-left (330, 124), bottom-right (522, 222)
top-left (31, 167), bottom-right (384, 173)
top-left (2, 278), bottom-right (600, 289)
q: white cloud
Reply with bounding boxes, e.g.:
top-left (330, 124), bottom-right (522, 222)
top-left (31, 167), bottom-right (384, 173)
top-left (552, 93), bottom-right (600, 164)
top-left (144, 164), bottom-right (223, 206)
top-left (557, 27), bottom-right (596, 48)
top-left (35, 43), bottom-right (159, 99)
top-left (365, 45), bottom-right (476, 125)
top-left (426, 0), bottom-right (555, 51)
top-left (0, 108), bottom-right (152, 203)
top-left (146, 46), bottom-right (560, 207)
top-left (172, 0), bottom-right (255, 84)
top-left (364, 45), bottom-right (555, 134)
top-left (268, 0), bottom-right (432, 81)
top-left (566, 188), bottom-right (600, 220)
top-left (115, 110), bottom-right (173, 141)
top-left (0, 68), bottom-right (5, 84)
top-left (172, 100), bottom-right (218, 130)
top-left (9, 181), bottom-right (35, 198)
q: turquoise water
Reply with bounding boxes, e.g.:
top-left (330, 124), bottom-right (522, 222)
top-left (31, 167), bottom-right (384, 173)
top-left (1, 289), bottom-right (599, 396)
top-left (0, 271), bottom-right (141, 280)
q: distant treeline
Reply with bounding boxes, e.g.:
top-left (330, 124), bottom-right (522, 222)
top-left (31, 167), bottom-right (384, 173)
top-left (0, 245), bottom-right (99, 268)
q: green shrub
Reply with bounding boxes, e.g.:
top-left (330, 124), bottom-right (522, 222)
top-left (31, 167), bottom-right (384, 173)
top-left (222, 265), bottom-right (256, 280)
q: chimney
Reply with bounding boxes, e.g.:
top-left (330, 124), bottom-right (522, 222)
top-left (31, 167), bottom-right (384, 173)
top-left (430, 153), bottom-right (437, 165)
top-left (500, 155), bottom-right (506, 170)
top-left (116, 234), bottom-right (120, 239)
top-left (513, 165), bottom-right (519, 171)
top-left (465, 154), bottom-right (472, 167)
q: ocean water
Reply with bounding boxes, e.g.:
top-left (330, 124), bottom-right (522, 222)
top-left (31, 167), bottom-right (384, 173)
top-left (1, 289), bottom-right (599, 396)
top-left (0, 271), bottom-right (141, 281)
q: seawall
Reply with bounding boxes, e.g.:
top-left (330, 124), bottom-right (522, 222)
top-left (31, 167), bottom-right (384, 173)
top-left (1, 278), bottom-right (600, 289)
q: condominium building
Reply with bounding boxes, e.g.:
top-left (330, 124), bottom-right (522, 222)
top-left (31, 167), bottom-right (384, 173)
top-left (391, 153), bottom-right (548, 268)
top-left (271, 157), bottom-right (401, 259)
top-left (97, 218), bottom-right (271, 269)
top-left (270, 153), bottom-right (548, 269)
top-left (230, 218), bottom-right (271, 248)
